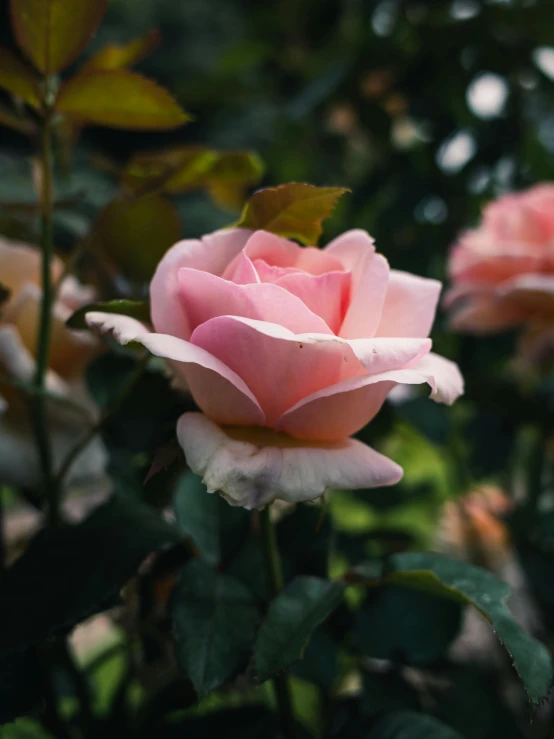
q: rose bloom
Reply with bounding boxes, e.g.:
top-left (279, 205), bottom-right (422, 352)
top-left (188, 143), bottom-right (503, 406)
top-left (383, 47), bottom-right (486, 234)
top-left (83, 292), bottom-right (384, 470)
top-left (0, 237), bottom-right (106, 490)
top-left (87, 228), bottom-right (463, 508)
top-left (445, 184), bottom-right (554, 362)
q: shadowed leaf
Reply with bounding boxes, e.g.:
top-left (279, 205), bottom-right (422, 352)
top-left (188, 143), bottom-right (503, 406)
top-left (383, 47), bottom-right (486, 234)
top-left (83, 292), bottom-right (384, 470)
top-left (89, 194), bottom-right (181, 281)
top-left (347, 552), bottom-right (553, 710)
top-left (0, 47), bottom-right (40, 108)
top-left (254, 576), bottom-right (344, 682)
top-left (0, 496), bottom-right (181, 655)
top-left (172, 559), bottom-right (258, 699)
top-left (10, 0), bottom-right (109, 74)
top-left (234, 183), bottom-right (349, 244)
top-left (55, 70), bottom-right (191, 130)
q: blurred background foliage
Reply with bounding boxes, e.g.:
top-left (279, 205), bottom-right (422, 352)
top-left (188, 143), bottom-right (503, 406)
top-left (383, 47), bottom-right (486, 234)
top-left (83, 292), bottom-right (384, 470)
top-left (2, 0), bottom-right (554, 737)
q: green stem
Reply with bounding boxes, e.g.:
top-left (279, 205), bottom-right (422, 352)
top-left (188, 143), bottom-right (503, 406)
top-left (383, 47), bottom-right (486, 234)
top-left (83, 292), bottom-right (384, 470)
top-left (259, 506), bottom-right (298, 739)
top-left (30, 108), bottom-right (60, 525)
top-left (54, 354), bottom-right (148, 487)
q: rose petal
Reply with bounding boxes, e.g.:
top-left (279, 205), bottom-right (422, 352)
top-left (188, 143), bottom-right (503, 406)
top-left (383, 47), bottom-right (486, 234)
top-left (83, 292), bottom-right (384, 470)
top-left (496, 273), bottom-right (554, 315)
top-left (376, 270), bottom-right (442, 339)
top-left (324, 229), bottom-right (389, 339)
top-left (85, 311), bottom-right (265, 426)
top-left (190, 316), bottom-right (364, 425)
top-left (225, 230), bottom-right (344, 276)
top-left (0, 237), bottom-right (64, 306)
top-left (150, 228), bottom-right (252, 339)
top-left (178, 268), bottom-right (334, 334)
top-left (279, 351), bottom-right (463, 439)
top-left (7, 283), bottom-right (98, 380)
top-left (267, 269), bottom-right (351, 334)
top-left (191, 316), bottom-right (430, 427)
top-left (177, 412), bottom-right (403, 508)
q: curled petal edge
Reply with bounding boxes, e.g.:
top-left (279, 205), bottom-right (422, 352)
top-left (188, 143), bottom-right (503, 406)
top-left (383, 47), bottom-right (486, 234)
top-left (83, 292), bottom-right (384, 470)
top-left (176, 412), bottom-right (403, 509)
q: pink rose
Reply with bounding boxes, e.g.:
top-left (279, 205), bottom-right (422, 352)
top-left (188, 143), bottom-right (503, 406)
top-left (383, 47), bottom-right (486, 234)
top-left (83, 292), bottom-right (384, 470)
top-left (0, 237), bottom-right (106, 490)
top-left (87, 228), bottom-right (463, 508)
top-left (445, 185), bottom-right (554, 359)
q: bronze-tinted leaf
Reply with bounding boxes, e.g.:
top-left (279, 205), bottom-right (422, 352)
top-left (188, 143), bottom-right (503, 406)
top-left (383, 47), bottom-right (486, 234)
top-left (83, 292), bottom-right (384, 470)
top-left (234, 183), bottom-right (349, 245)
top-left (90, 194), bottom-right (181, 281)
top-left (80, 29), bottom-right (161, 73)
top-left (10, 0), bottom-right (109, 74)
top-left (121, 147), bottom-right (263, 207)
top-left (55, 70), bottom-right (191, 130)
top-left (0, 47), bottom-right (40, 108)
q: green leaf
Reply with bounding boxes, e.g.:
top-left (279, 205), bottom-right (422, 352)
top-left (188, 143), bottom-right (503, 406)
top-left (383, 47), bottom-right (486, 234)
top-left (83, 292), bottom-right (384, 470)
top-left (368, 711), bottom-right (463, 739)
top-left (67, 299), bottom-right (150, 330)
top-left (356, 585), bottom-right (462, 666)
top-left (10, 0), bottom-right (109, 74)
top-left (89, 194), bottom-right (181, 281)
top-left (55, 70), bottom-right (191, 130)
top-left (0, 496), bottom-right (181, 655)
top-left (173, 471), bottom-right (250, 567)
top-left (347, 553), bottom-right (553, 709)
top-left (121, 147), bottom-right (263, 205)
top-left (254, 576), bottom-right (344, 683)
top-left (0, 47), bottom-right (40, 108)
top-left (234, 183), bottom-right (349, 245)
top-left (81, 29), bottom-right (161, 72)
top-left (172, 559), bottom-right (259, 699)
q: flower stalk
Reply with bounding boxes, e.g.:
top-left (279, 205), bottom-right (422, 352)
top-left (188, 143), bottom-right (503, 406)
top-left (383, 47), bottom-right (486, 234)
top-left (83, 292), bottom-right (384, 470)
top-left (259, 505), bottom-right (298, 739)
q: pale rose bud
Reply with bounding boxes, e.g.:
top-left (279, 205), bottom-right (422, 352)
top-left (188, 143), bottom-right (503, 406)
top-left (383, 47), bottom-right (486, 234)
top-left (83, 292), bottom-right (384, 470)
top-left (87, 228), bottom-right (463, 508)
top-left (0, 237), bottom-right (106, 490)
top-left (444, 184), bottom-right (554, 363)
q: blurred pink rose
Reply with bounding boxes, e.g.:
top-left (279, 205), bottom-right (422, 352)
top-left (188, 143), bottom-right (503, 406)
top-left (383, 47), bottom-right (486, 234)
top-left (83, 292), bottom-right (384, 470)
top-left (445, 184), bottom-right (554, 361)
top-left (87, 228), bottom-right (463, 508)
top-left (0, 237), bottom-right (106, 490)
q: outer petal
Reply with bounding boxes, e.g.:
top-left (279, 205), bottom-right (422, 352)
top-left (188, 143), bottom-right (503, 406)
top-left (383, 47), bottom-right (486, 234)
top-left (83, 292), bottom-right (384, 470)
top-left (190, 316), bottom-right (364, 425)
top-left (177, 412), bottom-right (403, 509)
top-left (178, 268), bottom-right (333, 334)
top-left (191, 316), bottom-right (430, 427)
top-left (279, 351), bottom-right (463, 439)
top-left (447, 294), bottom-right (528, 333)
top-left (150, 228), bottom-right (252, 339)
top-left (496, 274), bottom-right (554, 316)
top-left (376, 270), bottom-right (442, 339)
top-left (85, 312), bottom-right (265, 426)
top-left (324, 229), bottom-right (376, 269)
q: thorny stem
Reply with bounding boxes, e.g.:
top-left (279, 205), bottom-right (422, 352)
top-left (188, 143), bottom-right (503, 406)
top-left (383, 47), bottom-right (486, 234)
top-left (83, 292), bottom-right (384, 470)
top-left (259, 506), bottom-right (298, 739)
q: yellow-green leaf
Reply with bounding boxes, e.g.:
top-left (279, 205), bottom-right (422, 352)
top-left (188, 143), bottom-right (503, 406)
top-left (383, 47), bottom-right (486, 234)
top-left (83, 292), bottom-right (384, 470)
top-left (234, 183), bottom-right (349, 245)
top-left (90, 194), bottom-right (181, 281)
top-left (10, 0), bottom-right (109, 74)
top-left (80, 29), bottom-right (161, 72)
top-left (122, 147), bottom-right (218, 195)
top-left (121, 147), bottom-right (264, 207)
top-left (0, 47), bottom-right (40, 108)
top-left (55, 70), bottom-right (190, 130)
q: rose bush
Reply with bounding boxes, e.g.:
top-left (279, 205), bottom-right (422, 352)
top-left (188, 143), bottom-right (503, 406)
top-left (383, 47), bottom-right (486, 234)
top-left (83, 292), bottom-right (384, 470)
top-left (0, 238), bottom-right (106, 490)
top-left (445, 184), bottom-right (554, 361)
top-left (87, 228), bottom-right (463, 508)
